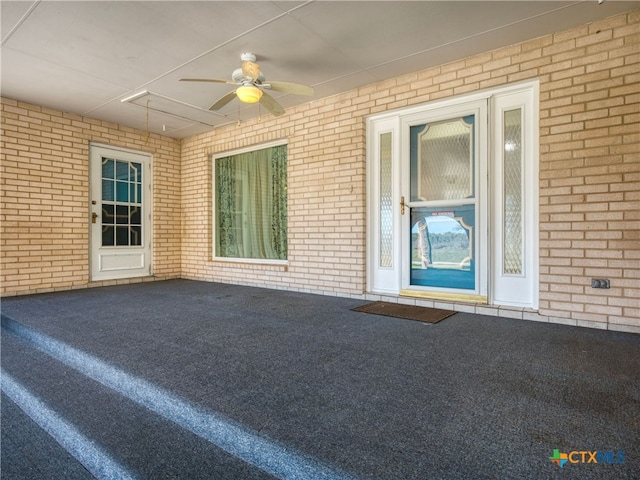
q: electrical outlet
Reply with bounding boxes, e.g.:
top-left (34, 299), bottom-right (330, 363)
top-left (591, 279), bottom-right (610, 289)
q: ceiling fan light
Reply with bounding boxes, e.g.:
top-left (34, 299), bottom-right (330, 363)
top-left (236, 85), bottom-right (262, 104)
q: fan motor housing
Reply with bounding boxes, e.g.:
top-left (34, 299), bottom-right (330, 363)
top-left (232, 68), bottom-right (264, 84)
top-left (240, 52), bottom-right (257, 63)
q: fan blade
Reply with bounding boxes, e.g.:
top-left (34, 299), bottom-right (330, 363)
top-left (180, 78), bottom-right (235, 85)
top-left (267, 81), bottom-right (314, 96)
top-left (241, 61), bottom-right (261, 81)
top-left (259, 91), bottom-right (285, 117)
top-left (209, 91), bottom-right (237, 111)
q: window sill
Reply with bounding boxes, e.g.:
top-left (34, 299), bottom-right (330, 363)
top-left (213, 257), bottom-right (289, 269)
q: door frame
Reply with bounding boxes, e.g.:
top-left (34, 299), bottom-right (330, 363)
top-left (366, 80), bottom-right (539, 308)
top-left (89, 143), bottom-right (153, 281)
top-left (489, 88), bottom-right (539, 308)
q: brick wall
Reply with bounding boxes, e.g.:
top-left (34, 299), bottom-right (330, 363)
top-left (1, 99), bottom-right (182, 295)
top-left (537, 13), bottom-right (640, 331)
top-left (181, 10), bottom-right (639, 331)
top-left (181, 121), bottom-right (367, 295)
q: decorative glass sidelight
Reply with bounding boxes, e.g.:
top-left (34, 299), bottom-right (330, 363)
top-left (101, 158), bottom-right (143, 247)
top-left (379, 132), bottom-right (393, 268)
top-left (503, 109), bottom-right (523, 275)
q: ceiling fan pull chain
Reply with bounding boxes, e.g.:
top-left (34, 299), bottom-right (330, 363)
top-left (145, 99), bottom-right (150, 145)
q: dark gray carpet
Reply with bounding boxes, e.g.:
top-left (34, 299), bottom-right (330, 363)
top-left (1, 392), bottom-right (95, 480)
top-left (2, 279), bottom-right (639, 479)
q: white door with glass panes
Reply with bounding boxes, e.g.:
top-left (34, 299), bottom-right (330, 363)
top-left (90, 144), bottom-right (152, 281)
top-left (367, 82), bottom-right (538, 308)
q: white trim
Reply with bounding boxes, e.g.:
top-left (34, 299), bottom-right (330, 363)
top-left (89, 141), bottom-right (153, 157)
top-left (366, 79), bottom-right (539, 123)
top-left (213, 257), bottom-right (288, 267)
top-left (210, 139), bottom-right (288, 161)
top-left (366, 118), bottom-right (401, 294)
top-left (489, 84), bottom-right (539, 309)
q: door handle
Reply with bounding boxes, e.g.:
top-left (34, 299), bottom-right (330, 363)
top-left (92, 212), bottom-right (98, 224)
top-left (400, 196), bottom-right (406, 215)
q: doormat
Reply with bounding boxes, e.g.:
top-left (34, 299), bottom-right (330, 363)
top-left (351, 301), bottom-right (456, 324)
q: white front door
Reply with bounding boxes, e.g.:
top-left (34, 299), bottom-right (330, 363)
top-left (400, 99), bottom-right (488, 302)
top-left (90, 144), bottom-right (152, 281)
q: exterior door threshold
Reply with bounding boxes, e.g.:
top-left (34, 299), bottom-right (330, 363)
top-left (399, 289), bottom-right (488, 304)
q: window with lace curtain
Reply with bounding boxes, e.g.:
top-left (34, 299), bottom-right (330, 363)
top-left (213, 143), bottom-right (288, 261)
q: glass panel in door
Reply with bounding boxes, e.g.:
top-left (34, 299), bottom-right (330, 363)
top-left (101, 157), bottom-right (143, 248)
top-left (409, 115), bottom-right (476, 291)
top-left (410, 205), bottom-right (475, 289)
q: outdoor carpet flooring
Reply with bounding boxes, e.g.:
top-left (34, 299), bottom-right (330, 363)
top-left (1, 279), bottom-right (639, 480)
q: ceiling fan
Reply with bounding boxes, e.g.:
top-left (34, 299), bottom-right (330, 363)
top-left (180, 53), bottom-right (315, 117)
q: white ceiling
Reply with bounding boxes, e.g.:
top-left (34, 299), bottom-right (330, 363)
top-left (2, 1), bottom-right (637, 139)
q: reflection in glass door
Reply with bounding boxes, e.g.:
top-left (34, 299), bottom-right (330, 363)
top-left (411, 205), bottom-right (475, 290)
top-left (406, 109), bottom-right (483, 296)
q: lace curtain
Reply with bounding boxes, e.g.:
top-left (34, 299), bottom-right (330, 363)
top-left (215, 145), bottom-right (287, 260)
